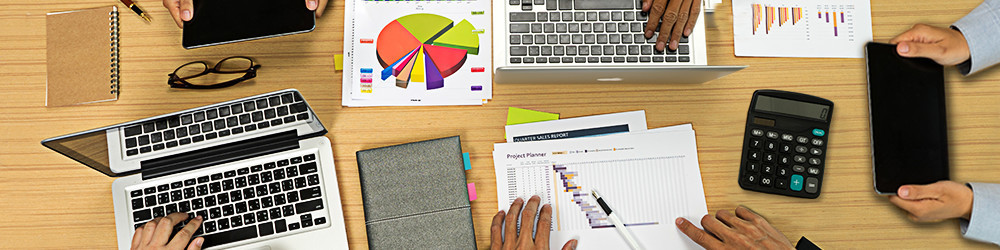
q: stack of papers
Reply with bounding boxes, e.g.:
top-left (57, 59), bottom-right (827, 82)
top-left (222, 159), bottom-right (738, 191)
top-left (341, 0), bottom-right (492, 106)
top-left (494, 111), bottom-right (709, 249)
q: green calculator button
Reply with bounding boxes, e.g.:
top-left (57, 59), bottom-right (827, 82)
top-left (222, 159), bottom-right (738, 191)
top-left (812, 129), bottom-right (825, 137)
top-left (790, 175), bottom-right (804, 191)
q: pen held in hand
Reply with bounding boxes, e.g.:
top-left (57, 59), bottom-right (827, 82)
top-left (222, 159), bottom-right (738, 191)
top-left (592, 189), bottom-right (644, 250)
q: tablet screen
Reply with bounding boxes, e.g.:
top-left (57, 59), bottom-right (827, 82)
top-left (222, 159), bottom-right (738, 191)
top-left (183, 0), bottom-right (315, 49)
top-left (865, 42), bottom-right (949, 194)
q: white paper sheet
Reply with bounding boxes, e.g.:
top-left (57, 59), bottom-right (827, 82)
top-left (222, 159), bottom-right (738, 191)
top-left (504, 110), bottom-right (647, 142)
top-left (732, 0), bottom-right (873, 58)
top-left (342, 0), bottom-right (492, 107)
top-left (493, 129), bottom-right (708, 249)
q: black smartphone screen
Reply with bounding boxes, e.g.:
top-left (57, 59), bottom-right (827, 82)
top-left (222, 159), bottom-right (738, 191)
top-left (182, 0), bottom-right (315, 49)
top-left (865, 42), bottom-right (949, 194)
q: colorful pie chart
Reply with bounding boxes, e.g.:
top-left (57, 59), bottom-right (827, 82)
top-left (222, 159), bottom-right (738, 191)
top-left (376, 14), bottom-right (480, 90)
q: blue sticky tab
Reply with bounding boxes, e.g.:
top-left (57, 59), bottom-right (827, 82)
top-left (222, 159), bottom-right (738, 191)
top-left (360, 68), bottom-right (373, 74)
top-left (463, 152), bottom-right (471, 170)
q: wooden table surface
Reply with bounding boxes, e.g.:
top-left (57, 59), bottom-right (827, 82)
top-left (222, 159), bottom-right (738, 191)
top-left (3, 0), bottom-right (1000, 248)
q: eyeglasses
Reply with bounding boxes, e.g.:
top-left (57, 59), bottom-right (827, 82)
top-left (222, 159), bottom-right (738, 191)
top-left (168, 56), bottom-right (261, 89)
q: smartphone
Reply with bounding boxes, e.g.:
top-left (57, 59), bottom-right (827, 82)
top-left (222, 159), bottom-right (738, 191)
top-left (865, 42), bottom-right (950, 195)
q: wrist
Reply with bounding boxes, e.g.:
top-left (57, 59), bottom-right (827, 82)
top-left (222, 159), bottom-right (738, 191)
top-left (962, 184), bottom-right (974, 220)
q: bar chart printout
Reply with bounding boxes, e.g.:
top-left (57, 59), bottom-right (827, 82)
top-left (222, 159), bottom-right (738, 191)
top-left (494, 129), bottom-right (708, 249)
top-left (733, 0), bottom-right (872, 58)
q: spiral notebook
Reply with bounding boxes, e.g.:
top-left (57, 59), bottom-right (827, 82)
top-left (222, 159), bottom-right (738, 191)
top-left (45, 6), bottom-right (120, 107)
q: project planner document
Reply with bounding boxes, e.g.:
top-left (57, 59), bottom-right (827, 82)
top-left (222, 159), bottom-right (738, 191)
top-left (493, 129), bottom-right (708, 249)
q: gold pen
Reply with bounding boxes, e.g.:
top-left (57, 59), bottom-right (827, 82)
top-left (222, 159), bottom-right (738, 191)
top-left (119, 0), bottom-right (151, 22)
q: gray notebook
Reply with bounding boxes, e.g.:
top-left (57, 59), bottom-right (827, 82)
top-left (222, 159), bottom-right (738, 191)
top-left (356, 136), bottom-right (476, 249)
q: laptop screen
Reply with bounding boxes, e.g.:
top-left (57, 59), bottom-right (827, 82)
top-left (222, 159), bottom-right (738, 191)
top-left (42, 128), bottom-right (120, 176)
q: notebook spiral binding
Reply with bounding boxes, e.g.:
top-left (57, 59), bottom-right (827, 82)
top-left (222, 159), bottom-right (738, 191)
top-left (110, 7), bottom-right (120, 95)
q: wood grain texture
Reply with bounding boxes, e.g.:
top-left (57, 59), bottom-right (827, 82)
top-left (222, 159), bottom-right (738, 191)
top-left (2, 0), bottom-right (1000, 248)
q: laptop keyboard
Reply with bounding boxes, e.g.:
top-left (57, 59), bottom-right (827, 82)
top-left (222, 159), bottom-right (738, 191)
top-left (128, 153), bottom-right (328, 248)
top-left (122, 92), bottom-right (311, 157)
top-left (507, 0), bottom-right (692, 64)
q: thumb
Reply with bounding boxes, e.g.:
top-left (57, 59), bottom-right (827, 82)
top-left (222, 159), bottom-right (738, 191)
top-left (186, 237), bottom-right (203, 250)
top-left (562, 239), bottom-right (578, 250)
top-left (898, 184), bottom-right (941, 200)
top-left (897, 42), bottom-right (946, 62)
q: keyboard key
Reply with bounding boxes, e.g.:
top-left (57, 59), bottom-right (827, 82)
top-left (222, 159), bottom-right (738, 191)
top-left (299, 187), bottom-right (321, 200)
top-left (296, 113), bottom-right (309, 121)
top-left (256, 99), bottom-right (269, 109)
top-left (307, 174), bottom-right (320, 186)
top-left (274, 194), bottom-right (287, 206)
top-left (150, 206), bottom-right (165, 218)
top-left (510, 12), bottom-right (535, 21)
top-left (298, 162), bottom-right (317, 175)
top-left (295, 199), bottom-right (324, 214)
top-left (193, 112), bottom-right (206, 122)
top-left (179, 201), bottom-right (191, 212)
top-left (256, 211), bottom-right (269, 222)
top-left (315, 217), bottom-right (326, 225)
top-left (209, 207), bottom-right (221, 220)
top-left (235, 201), bottom-right (247, 213)
top-left (125, 126), bottom-right (143, 137)
top-left (218, 193), bottom-right (230, 204)
top-left (209, 182), bottom-right (221, 193)
top-left (243, 101), bottom-right (256, 112)
top-left (131, 198), bottom-right (144, 209)
top-left (303, 154), bottom-right (315, 162)
top-left (288, 222), bottom-right (300, 230)
top-left (274, 219), bottom-right (287, 233)
top-left (200, 225), bottom-right (258, 249)
top-left (138, 135), bottom-right (150, 146)
top-left (180, 115), bottom-right (193, 125)
top-left (231, 215), bottom-right (243, 227)
top-left (133, 209), bottom-right (152, 222)
top-left (170, 190), bottom-right (182, 202)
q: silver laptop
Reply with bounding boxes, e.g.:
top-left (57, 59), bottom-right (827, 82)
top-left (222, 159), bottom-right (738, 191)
top-left (493, 0), bottom-right (745, 84)
top-left (41, 89), bottom-right (348, 250)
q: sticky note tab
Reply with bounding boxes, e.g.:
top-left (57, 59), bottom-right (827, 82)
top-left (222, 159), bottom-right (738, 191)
top-left (463, 152), bottom-right (471, 170)
top-left (333, 54), bottom-right (344, 71)
top-left (467, 183), bottom-right (478, 201)
top-left (507, 107), bottom-right (559, 125)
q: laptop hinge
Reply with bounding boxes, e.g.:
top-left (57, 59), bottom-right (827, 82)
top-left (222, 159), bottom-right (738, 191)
top-left (140, 130), bottom-right (300, 180)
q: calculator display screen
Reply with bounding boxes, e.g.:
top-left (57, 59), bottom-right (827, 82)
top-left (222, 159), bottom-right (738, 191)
top-left (754, 96), bottom-right (830, 120)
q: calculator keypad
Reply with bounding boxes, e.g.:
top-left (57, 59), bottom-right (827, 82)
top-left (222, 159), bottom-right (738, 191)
top-left (740, 127), bottom-right (827, 199)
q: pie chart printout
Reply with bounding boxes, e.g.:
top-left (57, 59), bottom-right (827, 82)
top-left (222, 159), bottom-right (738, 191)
top-left (375, 14), bottom-right (480, 90)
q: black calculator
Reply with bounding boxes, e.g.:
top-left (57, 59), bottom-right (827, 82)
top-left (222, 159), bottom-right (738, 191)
top-left (739, 90), bottom-right (833, 199)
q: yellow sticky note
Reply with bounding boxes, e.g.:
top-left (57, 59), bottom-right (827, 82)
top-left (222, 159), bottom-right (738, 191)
top-left (507, 107), bottom-right (559, 125)
top-left (333, 54), bottom-right (344, 71)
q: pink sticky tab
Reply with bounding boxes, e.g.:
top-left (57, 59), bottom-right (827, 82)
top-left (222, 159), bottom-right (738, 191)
top-left (467, 183), bottom-right (477, 201)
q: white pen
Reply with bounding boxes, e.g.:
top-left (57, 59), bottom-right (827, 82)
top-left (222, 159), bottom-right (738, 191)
top-left (591, 189), bottom-right (643, 250)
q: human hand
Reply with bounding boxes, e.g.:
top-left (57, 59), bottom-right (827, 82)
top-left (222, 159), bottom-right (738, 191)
top-left (642, 0), bottom-right (702, 51)
top-left (676, 206), bottom-right (794, 250)
top-left (491, 196), bottom-right (578, 250)
top-left (887, 180), bottom-right (973, 222)
top-left (162, 0), bottom-right (329, 28)
top-left (889, 24), bottom-right (971, 66)
top-left (132, 213), bottom-right (204, 250)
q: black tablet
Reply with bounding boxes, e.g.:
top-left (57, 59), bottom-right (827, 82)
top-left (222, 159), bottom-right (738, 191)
top-left (182, 0), bottom-right (316, 49)
top-left (865, 42), bottom-right (949, 195)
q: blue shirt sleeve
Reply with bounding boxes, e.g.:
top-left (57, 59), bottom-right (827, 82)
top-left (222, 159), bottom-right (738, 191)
top-left (960, 182), bottom-right (1000, 245)
top-left (952, 0), bottom-right (1000, 75)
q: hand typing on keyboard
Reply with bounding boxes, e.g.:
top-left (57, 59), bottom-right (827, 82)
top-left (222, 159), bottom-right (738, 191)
top-left (642, 0), bottom-right (701, 51)
top-left (132, 213), bottom-right (204, 250)
top-left (162, 0), bottom-right (329, 28)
